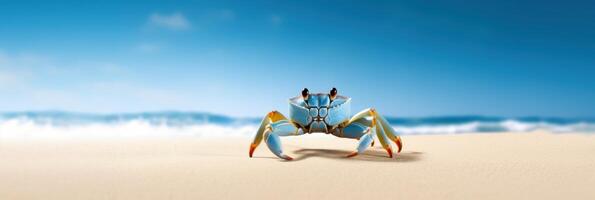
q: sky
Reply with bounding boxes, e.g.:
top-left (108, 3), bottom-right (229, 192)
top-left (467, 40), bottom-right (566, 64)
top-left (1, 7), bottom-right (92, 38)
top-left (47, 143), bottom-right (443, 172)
top-left (0, 0), bottom-right (594, 117)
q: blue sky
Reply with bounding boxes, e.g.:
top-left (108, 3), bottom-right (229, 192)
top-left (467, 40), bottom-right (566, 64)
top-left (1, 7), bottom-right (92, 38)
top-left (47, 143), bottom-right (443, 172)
top-left (0, 0), bottom-right (594, 117)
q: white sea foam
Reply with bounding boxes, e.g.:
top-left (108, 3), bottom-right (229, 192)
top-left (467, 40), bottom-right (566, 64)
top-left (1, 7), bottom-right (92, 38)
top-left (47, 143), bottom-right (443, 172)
top-left (1, 116), bottom-right (593, 140)
top-left (395, 120), bottom-right (595, 135)
top-left (0, 118), bottom-right (258, 140)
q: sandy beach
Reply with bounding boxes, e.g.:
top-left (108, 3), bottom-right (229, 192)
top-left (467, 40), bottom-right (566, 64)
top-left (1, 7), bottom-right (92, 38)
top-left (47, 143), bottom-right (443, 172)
top-left (0, 132), bottom-right (594, 199)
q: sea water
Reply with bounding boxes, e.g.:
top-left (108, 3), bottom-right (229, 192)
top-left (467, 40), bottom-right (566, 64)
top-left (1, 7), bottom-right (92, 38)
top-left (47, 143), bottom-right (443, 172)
top-left (0, 111), bottom-right (593, 139)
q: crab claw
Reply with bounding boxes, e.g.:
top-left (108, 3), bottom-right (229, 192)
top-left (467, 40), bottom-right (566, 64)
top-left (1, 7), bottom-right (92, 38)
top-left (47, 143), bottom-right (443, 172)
top-left (280, 155), bottom-right (294, 161)
top-left (373, 110), bottom-right (403, 155)
top-left (346, 152), bottom-right (359, 158)
top-left (249, 144), bottom-right (257, 157)
top-left (385, 147), bottom-right (393, 158)
top-left (394, 136), bottom-right (403, 153)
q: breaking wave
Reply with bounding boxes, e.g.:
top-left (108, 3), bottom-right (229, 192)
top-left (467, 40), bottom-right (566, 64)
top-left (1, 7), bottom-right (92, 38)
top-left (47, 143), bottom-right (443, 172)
top-left (0, 112), bottom-right (593, 139)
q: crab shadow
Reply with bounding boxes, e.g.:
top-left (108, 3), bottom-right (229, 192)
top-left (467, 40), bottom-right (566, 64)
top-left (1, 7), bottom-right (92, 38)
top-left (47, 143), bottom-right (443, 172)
top-left (290, 147), bottom-right (423, 162)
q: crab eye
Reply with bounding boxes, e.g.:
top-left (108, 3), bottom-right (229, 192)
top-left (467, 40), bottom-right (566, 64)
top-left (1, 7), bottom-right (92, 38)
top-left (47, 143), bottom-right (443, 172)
top-left (329, 87), bottom-right (337, 99)
top-left (301, 88), bottom-right (309, 99)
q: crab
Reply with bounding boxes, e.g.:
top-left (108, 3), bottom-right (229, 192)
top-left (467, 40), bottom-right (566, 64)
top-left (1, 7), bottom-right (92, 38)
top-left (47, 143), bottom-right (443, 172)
top-left (249, 88), bottom-right (403, 160)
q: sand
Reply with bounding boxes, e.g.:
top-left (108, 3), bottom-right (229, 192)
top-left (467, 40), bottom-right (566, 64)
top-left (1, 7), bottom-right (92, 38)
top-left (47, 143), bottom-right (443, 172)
top-left (0, 132), bottom-right (594, 199)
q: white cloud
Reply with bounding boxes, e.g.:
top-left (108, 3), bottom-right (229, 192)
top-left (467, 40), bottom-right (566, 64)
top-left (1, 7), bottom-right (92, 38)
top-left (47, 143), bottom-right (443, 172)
top-left (0, 51), bottom-right (132, 92)
top-left (0, 51), bottom-right (7, 65)
top-left (0, 52), bottom-right (53, 68)
top-left (0, 52), bottom-right (42, 88)
top-left (136, 43), bottom-right (160, 53)
top-left (97, 63), bottom-right (127, 74)
top-left (149, 12), bottom-right (190, 30)
top-left (271, 14), bottom-right (283, 25)
top-left (0, 70), bottom-right (17, 85)
top-left (0, 50), bottom-right (185, 112)
top-left (82, 81), bottom-right (195, 112)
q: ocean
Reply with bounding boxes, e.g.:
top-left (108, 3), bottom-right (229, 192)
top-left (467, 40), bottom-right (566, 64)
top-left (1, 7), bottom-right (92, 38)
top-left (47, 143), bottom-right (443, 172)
top-left (0, 111), bottom-right (593, 139)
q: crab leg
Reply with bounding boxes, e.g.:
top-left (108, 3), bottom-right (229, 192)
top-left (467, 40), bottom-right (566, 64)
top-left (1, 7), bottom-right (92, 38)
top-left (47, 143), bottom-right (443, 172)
top-left (332, 121), bottom-right (375, 157)
top-left (249, 111), bottom-right (288, 157)
top-left (374, 117), bottom-right (393, 158)
top-left (373, 110), bottom-right (403, 153)
top-left (249, 111), bottom-right (302, 160)
top-left (264, 121), bottom-right (302, 160)
top-left (340, 108), bottom-right (403, 158)
top-left (346, 130), bottom-right (375, 157)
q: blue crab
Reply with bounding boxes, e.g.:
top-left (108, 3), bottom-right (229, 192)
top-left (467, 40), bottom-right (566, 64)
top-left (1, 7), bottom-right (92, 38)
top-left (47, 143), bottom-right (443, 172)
top-left (249, 88), bottom-right (403, 160)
